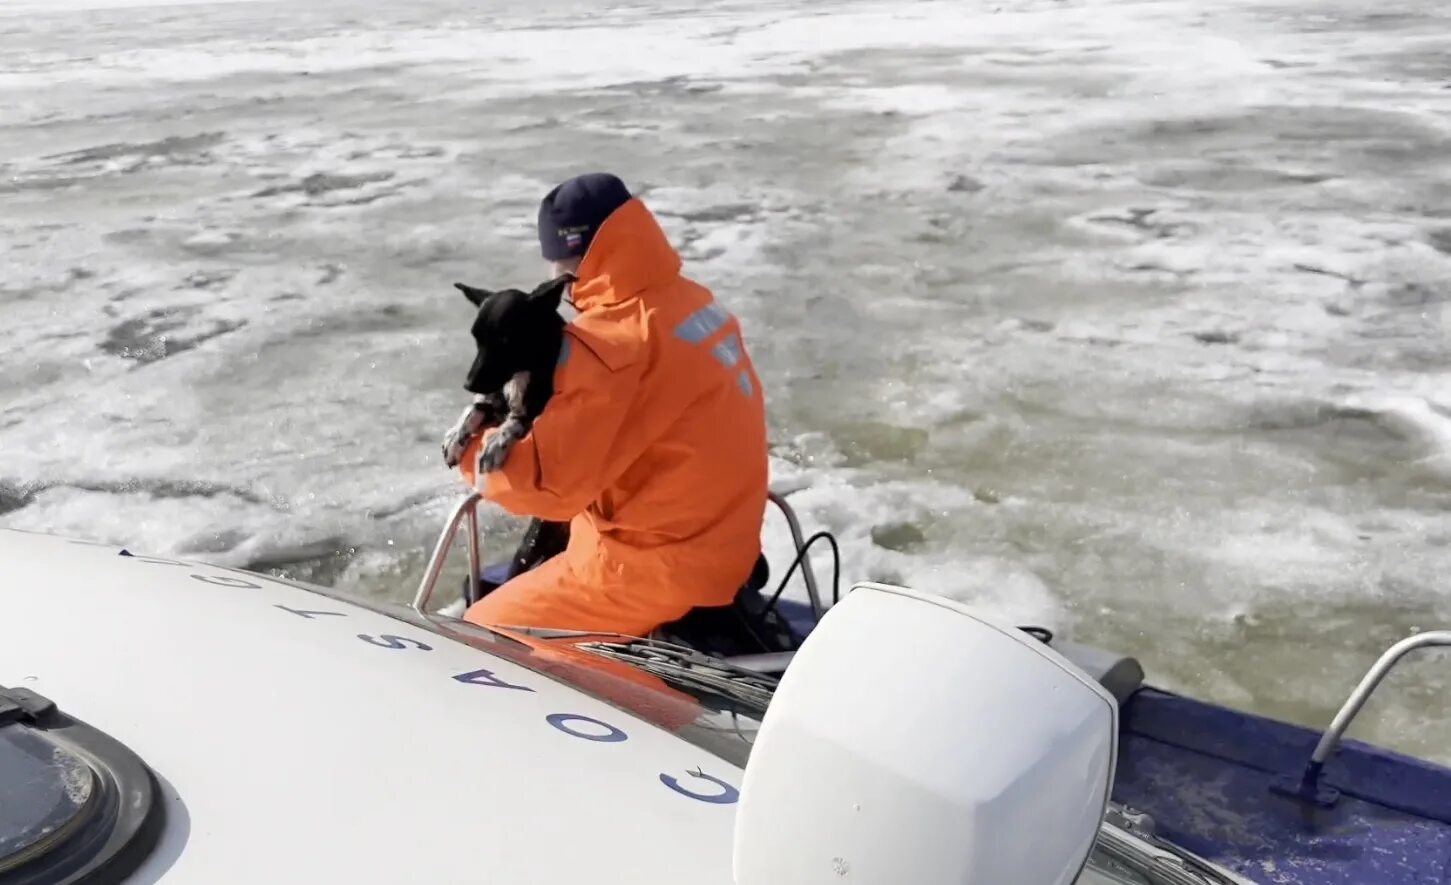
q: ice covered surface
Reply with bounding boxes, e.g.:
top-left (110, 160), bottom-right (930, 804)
top-left (2, 0), bottom-right (1450, 761)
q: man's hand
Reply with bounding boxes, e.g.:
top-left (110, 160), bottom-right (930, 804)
top-left (441, 394), bottom-right (507, 468)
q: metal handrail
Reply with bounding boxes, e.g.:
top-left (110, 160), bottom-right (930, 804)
top-left (1294, 630), bottom-right (1451, 799)
top-left (766, 489), bottom-right (822, 617)
top-left (410, 489), bottom-right (824, 619)
top-left (412, 492), bottom-right (483, 615)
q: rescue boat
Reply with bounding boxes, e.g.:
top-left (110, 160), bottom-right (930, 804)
top-left (2, 490), bottom-right (1447, 885)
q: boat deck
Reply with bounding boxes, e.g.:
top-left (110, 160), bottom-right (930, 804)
top-left (1114, 689), bottom-right (1451, 885)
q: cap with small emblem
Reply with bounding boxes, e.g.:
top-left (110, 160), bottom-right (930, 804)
top-left (537, 172), bottom-right (633, 261)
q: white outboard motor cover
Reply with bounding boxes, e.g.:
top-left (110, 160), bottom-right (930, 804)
top-left (734, 583), bottom-right (1117, 885)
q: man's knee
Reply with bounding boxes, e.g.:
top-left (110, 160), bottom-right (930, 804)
top-left (463, 569), bottom-right (681, 637)
top-left (463, 563), bottom-right (565, 629)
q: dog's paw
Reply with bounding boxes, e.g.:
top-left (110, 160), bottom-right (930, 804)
top-left (442, 433), bottom-right (471, 469)
top-left (441, 400), bottom-right (490, 468)
top-left (477, 419), bottom-right (525, 473)
top-left (477, 433), bottom-right (512, 473)
top-left (442, 437), bottom-right (468, 469)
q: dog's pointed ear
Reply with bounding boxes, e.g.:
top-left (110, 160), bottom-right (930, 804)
top-left (454, 282), bottom-right (495, 308)
top-left (528, 274), bottom-right (573, 310)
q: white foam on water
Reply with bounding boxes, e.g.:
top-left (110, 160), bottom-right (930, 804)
top-left (763, 443), bottom-right (1068, 631)
top-left (1338, 393), bottom-right (1451, 479)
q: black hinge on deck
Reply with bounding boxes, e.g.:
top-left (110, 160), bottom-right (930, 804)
top-left (0, 685), bottom-right (58, 728)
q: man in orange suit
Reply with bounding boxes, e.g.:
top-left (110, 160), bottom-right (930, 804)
top-left (454, 172), bottom-right (769, 637)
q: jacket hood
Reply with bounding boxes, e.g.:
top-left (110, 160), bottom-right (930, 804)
top-left (570, 198), bottom-right (683, 311)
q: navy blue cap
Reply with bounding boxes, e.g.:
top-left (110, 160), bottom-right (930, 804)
top-left (537, 172), bottom-right (632, 261)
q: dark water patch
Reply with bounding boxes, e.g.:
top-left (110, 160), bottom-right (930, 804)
top-left (1058, 334), bottom-right (1125, 348)
top-left (251, 542), bottom-right (358, 587)
top-left (1243, 399), bottom-right (1382, 434)
top-left (1384, 281), bottom-right (1450, 309)
top-left (1293, 263), bottom-right (1366, 289)
top-left (177, 269), bottom-right (235, 291)
top-left (1037, 106), bottom-right (1450, 171)
top-left (0, 478), bottom-right (270, 514)
top-left (813, 44), bottom-right (988, 83)
top-left (1243, 397), bottom-right (1451, 486)
top-left (656, 203), bottom-right (759, 225)
top-left (911, 213), bottom-right (957, 240)
top-left (45, 132), bottom-right (227, 166)
top-left (101, 309), bottom-right (193, 362)
top-left (973, 488), bottom-right (1002, 505)
top-left (871, 521), bottom-right (927, 553)
top-left (1362, 46), bottom-right (1451, 82)
top-left (317, 264), bottom-right (344, 285)
top-left (1126, 261), bottom-right (1194, 279)
top-left (1139, 162), bottom-right (1335, 192)
top-left (0, 484), bottom-right (35, 516)
top-left (147, 319), bottom-right (246, 363)
top-left (1426, 229), bottom-right (1451, 256)
top-left (0, 149), bottom-right (223, 191)
top-left (390, 236), bottom-right (464, 269)
top-left (100, 308), bottom-right (246, 365)
top-left (253, 171), bottom-right (394, 199)
top-left (1362, 341), bottom-right (1451, 373)
top-left (506, 117), bottom-right (564, 134)
top-left (1086, 207), bottom-right (1192, 239)
top-left (1182, 592), bottom-right (1446, 737)
top-left (947, 174), bottom-right (985, 193)
top-left (335, 188), bottom-right (407, 206)
top-left (345, 144), bottom-right (446, 162)
top-left (1192, 330), bottom-right (1239, 345)
top-left (831, 420), bottom-right (930, 466)
top-left (288, 303), bottom-right (420, 341)
top-left (1325, 323), bottom-right (1451, 373)
top-left (600, 75), bottom-right (723, 99)
top-left (1287, 9), bottom-right (1444, 35)
top-left (0, 175), bottom-right (91, 195)
top-left (366, 490), bottom-right (450, 522)
top-left (90, 478), bottom-right (269, 504)
top-left (0, 267), bottom-right (94, 302)
top-left (105, 229), bottom-right (153, 246)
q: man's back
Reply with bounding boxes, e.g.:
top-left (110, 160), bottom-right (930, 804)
top-left (570, 198), bottom-right (768, 600)
top-left (461, 189), bottom-right (768, 635)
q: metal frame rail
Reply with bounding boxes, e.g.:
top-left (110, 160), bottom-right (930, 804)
top-left (1290, 630), bottom-right (1451, 802)
top-left (412, 490), bottom-right (822, 618)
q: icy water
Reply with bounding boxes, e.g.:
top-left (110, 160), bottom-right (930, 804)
top-left (3, 0), bottom-right (1450, 761)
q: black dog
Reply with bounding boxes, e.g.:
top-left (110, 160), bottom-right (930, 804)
top-left (440, 273), bottom-right (574, 594)
top-left (441, 273), bottom-right (571, 473)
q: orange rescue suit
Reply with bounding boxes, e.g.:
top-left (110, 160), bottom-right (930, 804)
top-left (457, 197), bottom-right (769, 636)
